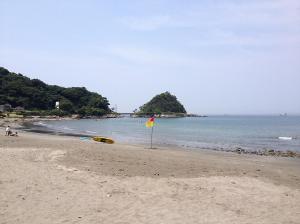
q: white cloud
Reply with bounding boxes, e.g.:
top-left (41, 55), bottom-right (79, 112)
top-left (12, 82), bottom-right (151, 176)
top-left (118, 0), bottom-right (300, 48)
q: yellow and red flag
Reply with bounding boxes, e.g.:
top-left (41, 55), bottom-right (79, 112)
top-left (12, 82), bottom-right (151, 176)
top-left (145, 116), bottom-right (155, 128)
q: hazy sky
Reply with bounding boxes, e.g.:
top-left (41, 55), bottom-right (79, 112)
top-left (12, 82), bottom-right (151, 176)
top-left (1, 0), bottom-right (300, 114)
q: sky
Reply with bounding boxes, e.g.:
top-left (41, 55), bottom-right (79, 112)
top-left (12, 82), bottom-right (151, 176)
top-left (1, 0), bottom-right (300, 115)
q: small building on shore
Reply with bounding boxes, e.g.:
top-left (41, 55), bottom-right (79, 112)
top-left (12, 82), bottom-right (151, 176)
top-left (0, 104), bottom-right (12, 112)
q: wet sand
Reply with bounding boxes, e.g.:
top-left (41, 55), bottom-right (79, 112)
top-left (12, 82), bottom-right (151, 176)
top-left (0, 131), bottom-right (300, 224)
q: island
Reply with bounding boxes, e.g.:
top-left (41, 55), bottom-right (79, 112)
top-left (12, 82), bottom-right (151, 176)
top-left (134, 91), bottom-right (187, 117)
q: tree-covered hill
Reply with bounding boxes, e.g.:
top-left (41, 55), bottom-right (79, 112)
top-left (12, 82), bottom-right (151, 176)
top-left (138, 91), bottom-right (186, 115)
top-left (0, 67), bottom-right (110, 116)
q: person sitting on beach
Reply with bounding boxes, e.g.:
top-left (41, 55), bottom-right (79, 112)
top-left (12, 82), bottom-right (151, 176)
top-left (5, 126), bottom-right (11, 136)
top-left (10, 132), bottom-right (18, 137)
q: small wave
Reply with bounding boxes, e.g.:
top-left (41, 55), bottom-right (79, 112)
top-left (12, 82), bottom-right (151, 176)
top-left (278, 137), bottom-right (293, 140)
top-left (86, 130), bottom-right (97, 134)
top-left (62, 127), bottom-right (74, 131)
top-left (56, 126), bottom-right (74, 131)
top-left (34, 121), bottom-right (47, 126)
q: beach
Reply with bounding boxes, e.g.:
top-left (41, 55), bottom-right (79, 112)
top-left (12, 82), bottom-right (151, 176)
top-left (1, 130), bottom-right (300, 224)
top-left (2, 0), bottom-right (300, 223)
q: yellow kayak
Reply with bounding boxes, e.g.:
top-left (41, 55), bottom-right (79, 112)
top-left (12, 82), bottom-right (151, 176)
top-left (92, 136), bottom-right (115, 144)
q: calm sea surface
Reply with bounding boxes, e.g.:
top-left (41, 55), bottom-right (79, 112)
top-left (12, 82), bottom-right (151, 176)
top-left (36, 116), bottom-right (300, 151)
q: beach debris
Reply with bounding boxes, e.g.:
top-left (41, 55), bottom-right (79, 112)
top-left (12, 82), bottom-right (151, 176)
top-left (284, 151), bottom-right (297, 157)
top-left (235, 147), bottom-right (245, 154)
top-left (107, 194), bottom-right (112, 198)
top-left (232, 147), bottom-right (300, 158)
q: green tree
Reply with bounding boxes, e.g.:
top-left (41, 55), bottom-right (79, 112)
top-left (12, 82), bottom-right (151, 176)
top-left (0, 66), bottom-right (111, 116)
top-left (60, 99), bottom-right (74, 113)
top-left (139, 91), bottom-right (186, 114)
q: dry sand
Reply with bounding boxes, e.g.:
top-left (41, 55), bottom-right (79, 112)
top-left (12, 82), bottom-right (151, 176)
top-left (0, 131), bottom-right (300, 224)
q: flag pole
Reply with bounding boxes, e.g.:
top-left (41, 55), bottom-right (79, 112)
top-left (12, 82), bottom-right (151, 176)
top-left (146, 115), bottom-right (155, 149)
top-left (150, 125), bottom-right (154, 149)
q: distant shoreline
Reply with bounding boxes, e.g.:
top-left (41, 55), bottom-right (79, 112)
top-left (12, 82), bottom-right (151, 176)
top-left (1, 117), bottom-right (299, 159)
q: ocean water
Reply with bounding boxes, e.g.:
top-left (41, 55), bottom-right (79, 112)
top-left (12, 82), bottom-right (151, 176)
top-left (35, 116), bottom-right (300, 151)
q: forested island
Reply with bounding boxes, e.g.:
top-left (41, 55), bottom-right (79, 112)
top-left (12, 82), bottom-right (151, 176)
top-left (0, 67), bottom-right (111, 117)
top-left (136, 91), bottom-right (187, 117)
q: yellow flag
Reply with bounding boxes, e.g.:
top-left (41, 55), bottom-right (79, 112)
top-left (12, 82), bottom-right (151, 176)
top-left (145, 117), bottom-right (155, 128)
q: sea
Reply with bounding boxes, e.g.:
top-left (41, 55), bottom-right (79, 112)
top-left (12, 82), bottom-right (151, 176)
top-left (31, 116), bottom-right (300, 152)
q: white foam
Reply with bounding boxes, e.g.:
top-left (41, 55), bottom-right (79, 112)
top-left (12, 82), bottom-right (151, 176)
top-left (34, 121), bottom-right (47, 126)
top-left (86, 130), bottom-right (97, 134)
top-left (62, 127), bottom-right (74, 131)
top-left (278, 137), bottom-right (293, 140)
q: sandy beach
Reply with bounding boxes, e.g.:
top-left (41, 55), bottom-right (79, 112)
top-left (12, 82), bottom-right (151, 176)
top-left (1, 130), bottom-right (300, 224)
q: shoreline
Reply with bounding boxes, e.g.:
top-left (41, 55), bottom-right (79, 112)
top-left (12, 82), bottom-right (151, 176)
top-left (1, 117), bottom-right (299, 158)
top-left (1, 130), bottom-right (300, 187)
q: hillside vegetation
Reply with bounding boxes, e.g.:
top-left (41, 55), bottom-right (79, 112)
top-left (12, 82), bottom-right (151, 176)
top-left (0, 67), bottom-right (110, 116)
top-left (138, 91), bottom-right (186, 115)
